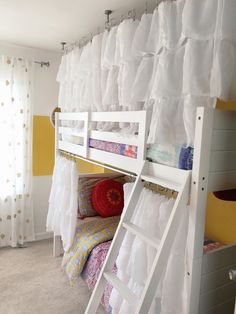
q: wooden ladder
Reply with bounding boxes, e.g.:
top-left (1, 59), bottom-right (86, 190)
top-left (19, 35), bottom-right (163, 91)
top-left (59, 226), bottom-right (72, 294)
top-left (85, 161), bottom-right (191, 314)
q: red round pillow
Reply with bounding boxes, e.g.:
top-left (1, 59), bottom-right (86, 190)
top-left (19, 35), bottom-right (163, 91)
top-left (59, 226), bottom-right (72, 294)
top-left (92, 179), bottom-right (124, 217)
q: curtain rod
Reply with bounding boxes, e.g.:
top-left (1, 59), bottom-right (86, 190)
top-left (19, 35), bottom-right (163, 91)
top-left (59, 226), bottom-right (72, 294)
top-left (18, 58), bottom-right (50, 68)
top-left (34, 61), bottom-right (50, 67)
top-left (59, 150), bottom-right (137, 178)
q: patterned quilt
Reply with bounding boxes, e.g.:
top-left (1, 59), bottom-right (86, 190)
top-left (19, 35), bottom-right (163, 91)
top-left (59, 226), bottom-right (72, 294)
top-left (62, 216), bottom-right (120, 282)
top-left (82, 241), bottom-right (117, 313)
top-left (89, 138), bottom-right (137, 159)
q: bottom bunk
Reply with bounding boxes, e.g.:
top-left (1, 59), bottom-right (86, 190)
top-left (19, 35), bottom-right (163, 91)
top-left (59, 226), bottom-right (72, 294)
top-left (49, 153), bottom-right (236, 313)
top-left (62, 216), bottom-right (236, 314)
top-left (49, 164), bottom-right (236, 313)
top-left (56, 171), bottom-right (236, 314)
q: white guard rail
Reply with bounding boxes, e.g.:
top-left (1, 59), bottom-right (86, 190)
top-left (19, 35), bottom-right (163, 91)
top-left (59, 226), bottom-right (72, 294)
top-left (56, 111), bottom-right (150, 174)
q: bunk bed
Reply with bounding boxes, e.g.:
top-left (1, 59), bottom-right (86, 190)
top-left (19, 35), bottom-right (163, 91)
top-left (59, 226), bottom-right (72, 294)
top-left (53, 106), bottom-right (236, 314)
top-left (51, 0), bottom-right (236, 312)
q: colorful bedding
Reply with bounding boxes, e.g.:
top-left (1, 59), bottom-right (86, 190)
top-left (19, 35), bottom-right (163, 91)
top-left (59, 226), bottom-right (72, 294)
top-left (203, 238), bottom-right (225, 253)
top-left (82, 241), bottom-right (116, 313)
top-left (89, 139), bottom-right (137, 159)
top-left (89, 140), bottom-right (194, 169)
top-left (62, 134), bottom-right (138, 158)
top-left (63, 134), bottom-right (194, 169)
top-left (62, 216), bottom-right (119, 282)
top-left (146, 144), bottom-right (194, 170)
top-left (81, 238), bottom-right (225, 313)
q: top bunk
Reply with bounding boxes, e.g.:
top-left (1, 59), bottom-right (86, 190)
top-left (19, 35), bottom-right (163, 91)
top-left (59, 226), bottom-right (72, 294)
top-left (55, 106), bottom-right (236, 193)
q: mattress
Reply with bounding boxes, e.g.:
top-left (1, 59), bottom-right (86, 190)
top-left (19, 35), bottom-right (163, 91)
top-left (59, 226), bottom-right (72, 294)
top-left (62, 133), bottom-right (194, 170)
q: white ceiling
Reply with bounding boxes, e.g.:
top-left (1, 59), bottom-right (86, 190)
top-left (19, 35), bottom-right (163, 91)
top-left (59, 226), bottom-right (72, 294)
top-left (0, 0), bottom-right (157, 52)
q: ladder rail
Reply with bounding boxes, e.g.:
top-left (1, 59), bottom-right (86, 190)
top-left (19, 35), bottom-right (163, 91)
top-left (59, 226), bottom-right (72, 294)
top-left (85, 162), bottom-right (145, 314)
top-left (186, 107), bottom-right (215, 314)
top-left (136, 171), bottom-right (191, 313)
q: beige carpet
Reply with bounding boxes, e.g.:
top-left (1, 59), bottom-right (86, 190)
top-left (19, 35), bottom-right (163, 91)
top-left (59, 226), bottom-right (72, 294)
top-left (0, 239), bottom-right (105, 314)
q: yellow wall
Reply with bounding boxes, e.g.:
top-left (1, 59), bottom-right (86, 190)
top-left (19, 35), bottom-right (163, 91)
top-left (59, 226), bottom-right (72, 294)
top-left (205, 193), bottom-right (236, 244)
top-left (33, 116), bottom-right (55, 176)
top-left (204, 100), bottom-right (236, 244)
top-left (32, 115), bottom-right (105, 176)
top-left (216, 99), bottom-right (236, 110)
top-left (76, 160), bottom-right (105, 174)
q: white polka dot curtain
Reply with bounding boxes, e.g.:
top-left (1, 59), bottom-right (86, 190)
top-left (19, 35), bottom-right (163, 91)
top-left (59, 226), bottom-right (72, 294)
top-left (0, 55), bottom-right (35, 247)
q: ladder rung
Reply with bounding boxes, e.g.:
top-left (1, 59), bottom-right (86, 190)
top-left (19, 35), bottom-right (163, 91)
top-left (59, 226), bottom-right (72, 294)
top-left (103, 271), bottom-right (138, 306)
top-left (122, 222), bottom-right (159, 249)
top-left (141, 174), bottom-right (181, 192)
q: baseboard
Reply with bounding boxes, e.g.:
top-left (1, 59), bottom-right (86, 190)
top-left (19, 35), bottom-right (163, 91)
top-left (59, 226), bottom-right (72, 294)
top-left (34, 231), bottom-right (53, 241)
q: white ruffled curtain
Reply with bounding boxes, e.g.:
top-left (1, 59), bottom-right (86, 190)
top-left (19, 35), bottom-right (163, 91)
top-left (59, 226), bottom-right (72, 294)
top-left (56, 0), bottom-right (236, 148)
top-left (110, 183), bottom-right (189, 314)
top-left (46, 156), bottom-right (79, 252)
top-left (0, 55), bottom-right (34, 247)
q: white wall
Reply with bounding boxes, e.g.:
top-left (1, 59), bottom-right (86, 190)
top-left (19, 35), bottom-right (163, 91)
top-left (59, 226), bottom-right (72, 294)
top-left (0, 41), bottom-right (61, 240)
top-left (0, 41), bottom-right (61, 116)
top-left (33, 176), bottom-right (53, 239)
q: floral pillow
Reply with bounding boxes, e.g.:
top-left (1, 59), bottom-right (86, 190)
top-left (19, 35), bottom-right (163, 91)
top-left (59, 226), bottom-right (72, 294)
top-left (78, 177), bottom-right (106, 218)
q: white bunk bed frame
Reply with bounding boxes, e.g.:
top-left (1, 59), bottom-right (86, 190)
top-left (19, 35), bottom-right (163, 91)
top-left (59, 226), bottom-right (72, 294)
top-left (54, 107), bottom-right (236, 314)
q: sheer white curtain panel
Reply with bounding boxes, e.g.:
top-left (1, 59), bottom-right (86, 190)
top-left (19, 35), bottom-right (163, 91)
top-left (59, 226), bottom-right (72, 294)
top-left (0, 55), bottom-right (34, 247)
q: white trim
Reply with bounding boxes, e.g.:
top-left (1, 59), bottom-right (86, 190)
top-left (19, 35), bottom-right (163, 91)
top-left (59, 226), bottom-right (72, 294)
top-left (187, 107), bottom-right (215, 314)
top-left (57, 110), bottom-right (149, 175)
top-left (89, 130), bottom-right (139, 145)
top-left (55, 112), bottom-right (59, 158)
top-left (90, 110), bottom-right (147, 123)
top-left (59, 112), bottom-right (88, 121)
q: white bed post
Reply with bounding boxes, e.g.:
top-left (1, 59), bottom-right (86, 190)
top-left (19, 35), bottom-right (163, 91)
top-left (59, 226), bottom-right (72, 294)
top-left (83, 112), bottom-right (89, 158)
top-left (186, 107), bottom-right (215, 314)
top-left (137, 110), bottom-right (151, 166)
top-left (53, 112), bottom-right (62, 257)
